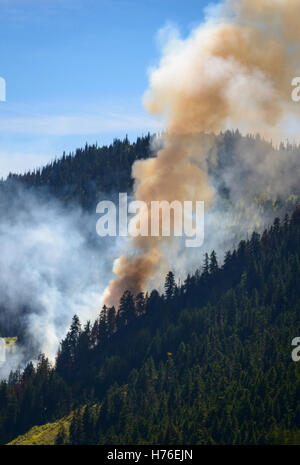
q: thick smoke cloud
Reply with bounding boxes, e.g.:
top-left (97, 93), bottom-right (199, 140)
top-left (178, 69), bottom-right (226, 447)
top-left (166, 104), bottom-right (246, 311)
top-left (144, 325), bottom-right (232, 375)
top-left (0, 184), bottom-right (121, 378)
top-left (104, 0), bottom-right (300, 307)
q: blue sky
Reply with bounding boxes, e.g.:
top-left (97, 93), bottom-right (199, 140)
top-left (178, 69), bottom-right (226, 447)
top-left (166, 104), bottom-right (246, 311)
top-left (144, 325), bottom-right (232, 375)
top-left (0, 0), bottom-right (213, 178)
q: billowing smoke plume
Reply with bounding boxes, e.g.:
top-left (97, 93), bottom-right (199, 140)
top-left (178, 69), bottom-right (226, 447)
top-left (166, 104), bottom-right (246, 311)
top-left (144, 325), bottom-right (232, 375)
top-left (104, 0), bottom-right (300, 307)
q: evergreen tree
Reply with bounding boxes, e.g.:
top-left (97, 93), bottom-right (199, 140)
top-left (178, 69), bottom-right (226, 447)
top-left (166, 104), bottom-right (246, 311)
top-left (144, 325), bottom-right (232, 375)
top-left (117, 291), bottom-right (135, 327)
top-left (164, 271), bottom-right (176, 300)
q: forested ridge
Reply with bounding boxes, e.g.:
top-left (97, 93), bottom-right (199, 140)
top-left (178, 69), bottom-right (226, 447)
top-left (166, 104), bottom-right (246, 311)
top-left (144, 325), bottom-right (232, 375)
top-left (2, 134), bottom-right (152, 209)
top-left (1, 207), bottom-right (299, 445)
top-left (0, 132), bottom-right (299, 444)
top-left (2, 130), bottom-right (300, 212)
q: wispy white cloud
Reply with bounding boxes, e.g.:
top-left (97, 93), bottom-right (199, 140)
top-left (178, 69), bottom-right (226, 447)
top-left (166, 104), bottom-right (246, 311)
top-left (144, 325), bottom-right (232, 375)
top-left (0, 112), bottom-right (162, 136)
top-left (0, 109), bottom-right (163, 178)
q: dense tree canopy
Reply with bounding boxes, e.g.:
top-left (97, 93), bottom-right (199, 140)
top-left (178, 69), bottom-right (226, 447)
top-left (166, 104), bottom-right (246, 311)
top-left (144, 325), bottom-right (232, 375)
top-left (0, 209), bottom-right (299, 444)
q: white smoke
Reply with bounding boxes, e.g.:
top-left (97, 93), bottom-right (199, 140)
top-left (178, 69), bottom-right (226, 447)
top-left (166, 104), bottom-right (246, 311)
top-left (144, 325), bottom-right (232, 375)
top-left (0, 184), bottom-right (123, 378)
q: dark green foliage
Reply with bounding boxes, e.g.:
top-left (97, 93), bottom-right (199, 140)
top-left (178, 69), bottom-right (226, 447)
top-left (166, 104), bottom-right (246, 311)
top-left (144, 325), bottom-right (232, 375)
top-left (164, 271), bottom-right (176, 301)
top-left (0, 132), bottom-right (299, 444)
top-left (116, 291), bottom-right (136, 329)
top-left (0, 211), bottom-right (299, 444)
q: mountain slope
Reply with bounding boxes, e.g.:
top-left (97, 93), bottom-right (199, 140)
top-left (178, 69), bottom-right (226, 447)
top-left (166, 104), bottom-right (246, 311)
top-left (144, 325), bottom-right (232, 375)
top-left (3, 208), bottom-right (300, 445)
top-left (7, 413), bottom-right (73, 445)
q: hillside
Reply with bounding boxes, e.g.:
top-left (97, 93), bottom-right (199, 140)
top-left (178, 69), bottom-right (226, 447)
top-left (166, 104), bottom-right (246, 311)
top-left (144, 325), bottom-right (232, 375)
top-left (3, 130), bottom-right (299, 353)
top-left (9, 417), bottom-right (300, 446)
top-left (2, 207), bottom-right (300, 445)
top-left (3, 0), bottom-right (300, 449)
top-left (7, 413), bottom-right (73, 445)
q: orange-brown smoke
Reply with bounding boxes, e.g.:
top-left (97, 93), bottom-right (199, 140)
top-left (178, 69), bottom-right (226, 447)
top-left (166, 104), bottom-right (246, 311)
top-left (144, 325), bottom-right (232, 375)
top-left (103, 0), bottom-right (300, 308)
